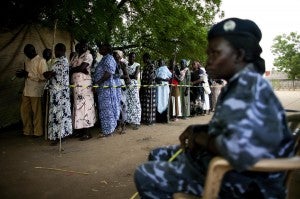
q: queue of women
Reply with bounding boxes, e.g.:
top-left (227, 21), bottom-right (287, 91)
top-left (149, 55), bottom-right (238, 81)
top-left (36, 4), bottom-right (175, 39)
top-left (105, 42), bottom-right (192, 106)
top-left (16, 41), bottom-right (224, 146)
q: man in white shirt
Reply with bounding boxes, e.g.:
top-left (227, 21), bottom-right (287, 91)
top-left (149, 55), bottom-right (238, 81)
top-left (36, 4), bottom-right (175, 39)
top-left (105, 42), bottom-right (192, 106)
top-left (16, 44), bottom-right (48, 137)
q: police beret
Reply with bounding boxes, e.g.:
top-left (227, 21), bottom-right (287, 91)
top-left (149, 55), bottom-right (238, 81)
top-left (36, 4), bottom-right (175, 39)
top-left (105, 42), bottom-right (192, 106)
top-left (208, 18), bottom-right (262, 42)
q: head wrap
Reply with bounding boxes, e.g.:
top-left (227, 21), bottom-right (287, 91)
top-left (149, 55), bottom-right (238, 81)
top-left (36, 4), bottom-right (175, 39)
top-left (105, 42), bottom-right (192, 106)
top-left (180, 59), bottom-right (187, 66)
top-left (208, 18), bottom-right (265, 74)
top-left (114, 50), bottom-right (124, 58)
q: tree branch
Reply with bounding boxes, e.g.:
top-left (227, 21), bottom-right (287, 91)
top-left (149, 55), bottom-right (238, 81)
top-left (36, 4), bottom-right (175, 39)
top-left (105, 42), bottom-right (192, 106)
top-left (117, 0), bottom-right (130, 9)
top-left (113, 44), bottom-right (140, 50)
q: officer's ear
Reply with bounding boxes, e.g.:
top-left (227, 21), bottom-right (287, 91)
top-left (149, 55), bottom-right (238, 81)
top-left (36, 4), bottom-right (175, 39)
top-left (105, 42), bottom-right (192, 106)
top-left (235, 49), bottom-right (245, 64)
top-left (237, 48), bottom-right (246, 62)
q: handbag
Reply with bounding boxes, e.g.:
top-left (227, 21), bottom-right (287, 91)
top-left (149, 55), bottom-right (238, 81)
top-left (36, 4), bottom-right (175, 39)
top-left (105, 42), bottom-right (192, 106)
top-left (203, 82), bottom-right (211, 94)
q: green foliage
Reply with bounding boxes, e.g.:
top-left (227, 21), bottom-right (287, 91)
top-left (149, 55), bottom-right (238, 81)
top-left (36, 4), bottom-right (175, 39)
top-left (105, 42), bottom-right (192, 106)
top-left (271, 32), bottom-right (300, 80)
top-left (1, 0), bottom-right (222, 62)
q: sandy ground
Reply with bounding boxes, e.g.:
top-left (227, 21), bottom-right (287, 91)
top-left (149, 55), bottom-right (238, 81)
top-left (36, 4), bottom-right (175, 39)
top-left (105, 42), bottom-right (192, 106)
top-left (0, 91), bottom-right (300, 199)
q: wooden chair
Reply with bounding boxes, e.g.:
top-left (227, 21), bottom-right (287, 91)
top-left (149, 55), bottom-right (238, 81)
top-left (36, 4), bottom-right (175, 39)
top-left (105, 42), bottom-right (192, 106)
top-left (173, 113), bottom-right (300, 199)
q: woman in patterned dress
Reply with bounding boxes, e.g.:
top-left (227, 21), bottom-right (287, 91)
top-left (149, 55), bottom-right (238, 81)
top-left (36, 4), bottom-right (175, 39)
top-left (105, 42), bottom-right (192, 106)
top-left (45, 43), bottom-right (72, 145)
top-left (126, 52), bottom-right (141, 129)
top-left (113, 50), bottom-right (129, 134)
top-left (179, 59), bottom-right (191, 119)
top-left (70, 42), bottom-right (96, 140)
top-left (94, 43), bottom-right (120, 137)
top-left (140, 53), bottom-right (156, 125)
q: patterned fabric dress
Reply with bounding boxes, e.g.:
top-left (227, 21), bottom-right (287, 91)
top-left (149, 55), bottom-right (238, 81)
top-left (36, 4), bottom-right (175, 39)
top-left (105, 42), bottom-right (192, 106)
top-left (134, 64), bottom-right (294, 199)
top-left (126, 62), bottom-right (141, 125)
top-left (140, 62), bottom-right (156, 125)
top-left (115, 62), bottom-right (126, 123)
top-left (70, 51), bottom-right (96, 129)
top-left (48, 56), bottom-right (72, 140)
top-left (200, 67), bottom-right (211, 112)
top-left (179, 68), bottom-right (191, 118)
top-left (94, 54), bottom-right (120, 135)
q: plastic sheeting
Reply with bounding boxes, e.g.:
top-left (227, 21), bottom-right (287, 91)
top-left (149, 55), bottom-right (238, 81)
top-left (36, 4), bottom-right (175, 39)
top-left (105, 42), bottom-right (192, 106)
top-left (0, 24), bottom-right (72, 128)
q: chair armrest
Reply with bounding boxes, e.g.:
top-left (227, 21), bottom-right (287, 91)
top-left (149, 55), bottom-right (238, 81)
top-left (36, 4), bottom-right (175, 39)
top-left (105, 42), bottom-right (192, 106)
top-left (174, 157), bottom-right (300, 199)
top-left (202, 156), bottom-right (300, 199)
top-left (202, 157), bottom-right (232, 199)
top-left (173, 157), bottom-right (232, 199)
top-left (249, 157), bottom-right (300, 172)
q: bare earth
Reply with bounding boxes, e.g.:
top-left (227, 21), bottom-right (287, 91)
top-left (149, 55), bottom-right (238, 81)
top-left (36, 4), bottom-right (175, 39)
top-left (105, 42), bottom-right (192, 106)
top-left (0, 91), bottom-right (300, 199)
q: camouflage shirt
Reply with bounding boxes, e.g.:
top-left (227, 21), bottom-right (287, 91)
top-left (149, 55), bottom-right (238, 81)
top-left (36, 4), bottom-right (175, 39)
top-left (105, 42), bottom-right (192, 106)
top-left (209, 64), bottom-right (294, 198)
top-left (209, 64), bottom-right (294, 171)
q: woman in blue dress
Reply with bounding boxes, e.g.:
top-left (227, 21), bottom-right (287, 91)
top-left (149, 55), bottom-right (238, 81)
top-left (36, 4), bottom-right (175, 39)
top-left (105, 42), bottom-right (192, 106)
top-left (94, 44), bottom-right (120, 137)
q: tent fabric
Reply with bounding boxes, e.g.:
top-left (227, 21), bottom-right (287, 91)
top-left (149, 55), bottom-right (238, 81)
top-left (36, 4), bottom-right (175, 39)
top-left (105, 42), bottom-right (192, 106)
top-left (0, 24), bottom-right (73, 128)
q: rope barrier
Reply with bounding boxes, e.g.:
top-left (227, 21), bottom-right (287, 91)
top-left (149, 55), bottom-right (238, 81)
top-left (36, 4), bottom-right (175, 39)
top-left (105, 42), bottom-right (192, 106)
top-left (67, 84), bottom-right (221, 89)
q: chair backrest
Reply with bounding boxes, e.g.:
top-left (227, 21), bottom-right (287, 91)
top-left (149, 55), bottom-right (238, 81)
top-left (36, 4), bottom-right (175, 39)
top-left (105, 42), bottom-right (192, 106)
top-left (285, 113), bottom-right (300, 199)
top-left (202, 113), bottom-right (300, 199)
top-left (286, 113), bottom-right (300, 155)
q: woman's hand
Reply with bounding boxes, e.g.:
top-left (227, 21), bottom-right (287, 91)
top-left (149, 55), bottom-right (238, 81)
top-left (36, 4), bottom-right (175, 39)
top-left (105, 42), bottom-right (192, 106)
top-left (70, 63), bottom-right (89, 75)
top-left (43, 71), bottom-right (56, 79)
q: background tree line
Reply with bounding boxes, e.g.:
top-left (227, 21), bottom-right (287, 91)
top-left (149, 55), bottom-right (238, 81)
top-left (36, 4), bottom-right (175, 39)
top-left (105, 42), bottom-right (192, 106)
top-left (0, 0), bottom-right (223, 62)
top-left (1, 0), bottom-right (299, 76)
top-left (271, 32), bottom-right (300, 81)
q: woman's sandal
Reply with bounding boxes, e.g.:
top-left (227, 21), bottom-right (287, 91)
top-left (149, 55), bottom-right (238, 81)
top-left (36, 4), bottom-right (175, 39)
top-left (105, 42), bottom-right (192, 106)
top-left (119, 123), bottom-right (126, 134)
top-left (97, 133), bottom-right (113, 139)
top-left (132, 124), bottom-right (139, 130)
top-left (49, 140), bottom-right (59, 146)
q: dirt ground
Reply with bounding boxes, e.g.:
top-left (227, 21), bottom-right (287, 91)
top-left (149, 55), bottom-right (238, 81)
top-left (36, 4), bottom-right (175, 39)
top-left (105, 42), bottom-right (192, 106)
top-left (1, 91), bottom-right (300, 199)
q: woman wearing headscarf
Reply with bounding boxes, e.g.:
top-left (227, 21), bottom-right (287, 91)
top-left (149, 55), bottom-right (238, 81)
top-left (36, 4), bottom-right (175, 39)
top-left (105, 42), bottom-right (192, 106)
top-left (134, 18), bottom-right (294, 199)
top-left (113, 50), bottom-right (129, 134)
top-left (179, 59), bottom-right (191, 119)
top-left (199, 66), bottom-right (211, 115)
top-left (126, 52), bottom-right (142, 129)
top-left (190, 61), bottom-right (205, 116)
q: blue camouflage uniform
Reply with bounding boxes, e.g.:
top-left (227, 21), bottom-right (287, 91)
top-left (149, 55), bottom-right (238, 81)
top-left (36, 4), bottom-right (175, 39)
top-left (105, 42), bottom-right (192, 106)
top-left (134, 64), bottom-right (294, 199)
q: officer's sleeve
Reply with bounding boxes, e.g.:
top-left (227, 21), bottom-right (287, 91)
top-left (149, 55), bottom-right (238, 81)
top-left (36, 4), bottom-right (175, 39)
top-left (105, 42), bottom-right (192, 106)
top-left (213, 77), bottom-right (284, 171)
